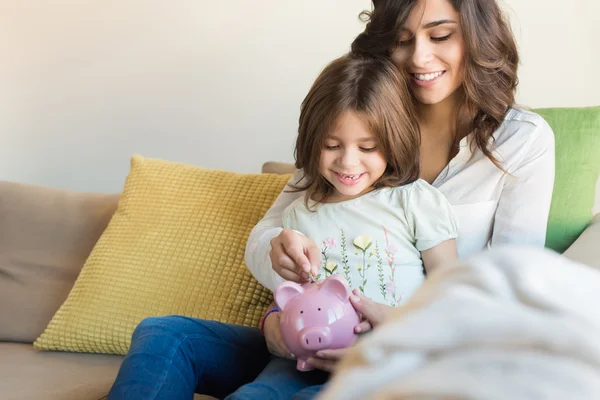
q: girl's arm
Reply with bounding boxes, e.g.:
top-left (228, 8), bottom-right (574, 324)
top-left (421, 239), bottom-right (459, 275)
top-left (261, 301), bottom-right (295, 359)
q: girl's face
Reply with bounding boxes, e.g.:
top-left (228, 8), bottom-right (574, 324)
top-left (319, 111), bottom-right (387, 202)
top-left (391, 0), bottom-right (466, 107)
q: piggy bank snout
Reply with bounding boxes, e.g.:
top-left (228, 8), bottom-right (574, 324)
top-left (299, 327), bottom-right (332, 351)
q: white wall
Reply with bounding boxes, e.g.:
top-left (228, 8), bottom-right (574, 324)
top-left (503, 0), bottom-right (600, 108)
top-left (1, 0), bottom-right (599, 210)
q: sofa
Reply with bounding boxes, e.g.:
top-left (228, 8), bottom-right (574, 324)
top-left (1, 155), bottom-right (599, 400)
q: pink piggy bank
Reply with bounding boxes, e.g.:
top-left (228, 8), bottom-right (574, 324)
top-left (274, 274), bottom-right (360, 371)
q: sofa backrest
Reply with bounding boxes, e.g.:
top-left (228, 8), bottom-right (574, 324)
top-left (0, 181), bottom-right (119, 343)
top-left (261, 161), bottom-right (296, 175)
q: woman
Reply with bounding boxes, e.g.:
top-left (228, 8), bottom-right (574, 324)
top-left (248, 0), bottom-right (554, 377)
top-left (108, 0), bottom-right (554, 399)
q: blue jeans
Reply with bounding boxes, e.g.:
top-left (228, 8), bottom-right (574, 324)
top-left (107, 316), bottom-right (328, 400)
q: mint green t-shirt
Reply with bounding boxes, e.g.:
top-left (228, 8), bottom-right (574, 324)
top-left (283, 179), bottom-right (459, 306)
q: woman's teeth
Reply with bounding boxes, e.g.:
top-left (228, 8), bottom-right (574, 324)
top-left (414, 71), bottom-right (444, 81)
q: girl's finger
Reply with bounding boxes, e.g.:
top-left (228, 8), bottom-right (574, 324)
top-left (278, 347), bottom-right (295, 360)
top-left (354, 320), bottom-right (372, 333)
top-left (302, 238), bottom-right (322, 276)
top-left (307, 357), bottom-right (336, 372)
top-left (275, 267), bottom-right (306, 282)
top-left (277, 339), bottom-right (295, 360)
top-left (315, 348), bottom-right (346, 360)
top-left (279, 233), bottom-right (312, 274)
top-left (270, 245), bottom-right (303, 274)
top-left (350, 291), bottom-right (389, 328)
top-left (350, 290), bottom-right (372, 314)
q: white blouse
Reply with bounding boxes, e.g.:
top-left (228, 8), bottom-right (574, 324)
top-left (245, 108), bottom-right (555, 291)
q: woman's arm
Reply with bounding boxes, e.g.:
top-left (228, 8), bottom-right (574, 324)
top-left (244, 170), bottom-right (319, 291)
top-left (492, 119), bottom-right (555, 247)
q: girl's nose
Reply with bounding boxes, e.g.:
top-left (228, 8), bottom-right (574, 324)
top-left (339, 149), bottom-right (360, 167)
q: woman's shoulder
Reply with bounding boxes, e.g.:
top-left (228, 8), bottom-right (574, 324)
top-left (504, 107), bottom-right (548, 126)
top-left (491, 107), bottom-right (555, 173)
top-left (496, 107), bottom-right (555, 146)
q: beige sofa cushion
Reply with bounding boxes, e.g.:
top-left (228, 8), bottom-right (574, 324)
top-left (0, 343), bottom-right (123, 400)
top-left (0, 181), bottom-right (119, 343)
top-left (563, 213), bottom-right (600, 269)
top-left (0, 343), bottom-right (221, 400)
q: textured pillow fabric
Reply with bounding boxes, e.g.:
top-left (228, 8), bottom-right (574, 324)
top-left (34, 155), bottom-right (290, 354)
top-left (535, 106), bottom-right (600, 253)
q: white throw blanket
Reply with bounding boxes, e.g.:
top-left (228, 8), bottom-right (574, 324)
top-left (318, 246), bottom-right (600, 400)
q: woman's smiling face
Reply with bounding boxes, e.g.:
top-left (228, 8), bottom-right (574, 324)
top-left (391, 0), bottom-right (466, 107)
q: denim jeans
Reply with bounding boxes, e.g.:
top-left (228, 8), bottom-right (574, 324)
top-left (107, 315), bottom-right (328, 400)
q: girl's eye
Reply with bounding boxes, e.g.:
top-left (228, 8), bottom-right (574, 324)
top-left (360, 147), bottom-right (378, 153)
top-left (431, 34), bottom-right (452, 42)
top-left (324, 145), bottom-right (339, 150)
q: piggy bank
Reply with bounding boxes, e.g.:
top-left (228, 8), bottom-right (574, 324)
top-left (274, 274), bottom-right (360, 371)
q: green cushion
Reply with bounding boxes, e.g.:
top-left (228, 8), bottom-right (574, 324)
top-left (534, 106), bottom-right (600, 253)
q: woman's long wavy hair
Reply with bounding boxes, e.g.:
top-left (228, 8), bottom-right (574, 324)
top-left (289, 54), bottom-right (421, 206)
top-left (351, 0), bottom-right (519, 169)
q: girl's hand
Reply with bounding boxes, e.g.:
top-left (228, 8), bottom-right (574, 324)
top-left (263, 311), bottom-right (295, 360)
top-left (269, 229), bottom-right (321, 282)
top-left (350, 289), bottom-right (396, 332)
top-left (307, 348), bottom-right (348, 372)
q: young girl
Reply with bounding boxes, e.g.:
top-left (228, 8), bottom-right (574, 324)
top-left (228, 53), bottom-right (460, 399)
top-left (284, 53), bottom-right (459, 305)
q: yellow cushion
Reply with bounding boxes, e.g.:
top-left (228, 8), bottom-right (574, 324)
top-left (34, 155), bottom-right (290, 355)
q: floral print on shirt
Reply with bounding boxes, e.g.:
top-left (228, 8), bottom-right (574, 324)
top-left (316, 226), bottom-right (402, 306)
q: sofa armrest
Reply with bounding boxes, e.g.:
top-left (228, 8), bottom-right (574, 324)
top-left (563, 213), bottom-right (600, 269)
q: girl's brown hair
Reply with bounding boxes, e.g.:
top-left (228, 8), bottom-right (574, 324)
top-left (351, 0), bottom-right (519, 169)
top-left (291, 54), bottom-right (420, 205)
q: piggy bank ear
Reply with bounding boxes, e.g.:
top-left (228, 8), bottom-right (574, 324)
top-left (320, 275), bottom-right (351, 301)
top-left (274, 281), bottom-right (304, 310)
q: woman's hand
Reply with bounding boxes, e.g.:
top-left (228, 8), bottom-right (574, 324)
top-left (350, 289), bottom-right (396, 333)
top-left (307, 348), bottom-right (348, 372)
top-left (269, 229), bottom-right (321, 282)
top-left (262, 311), bottom-right (295, 360)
